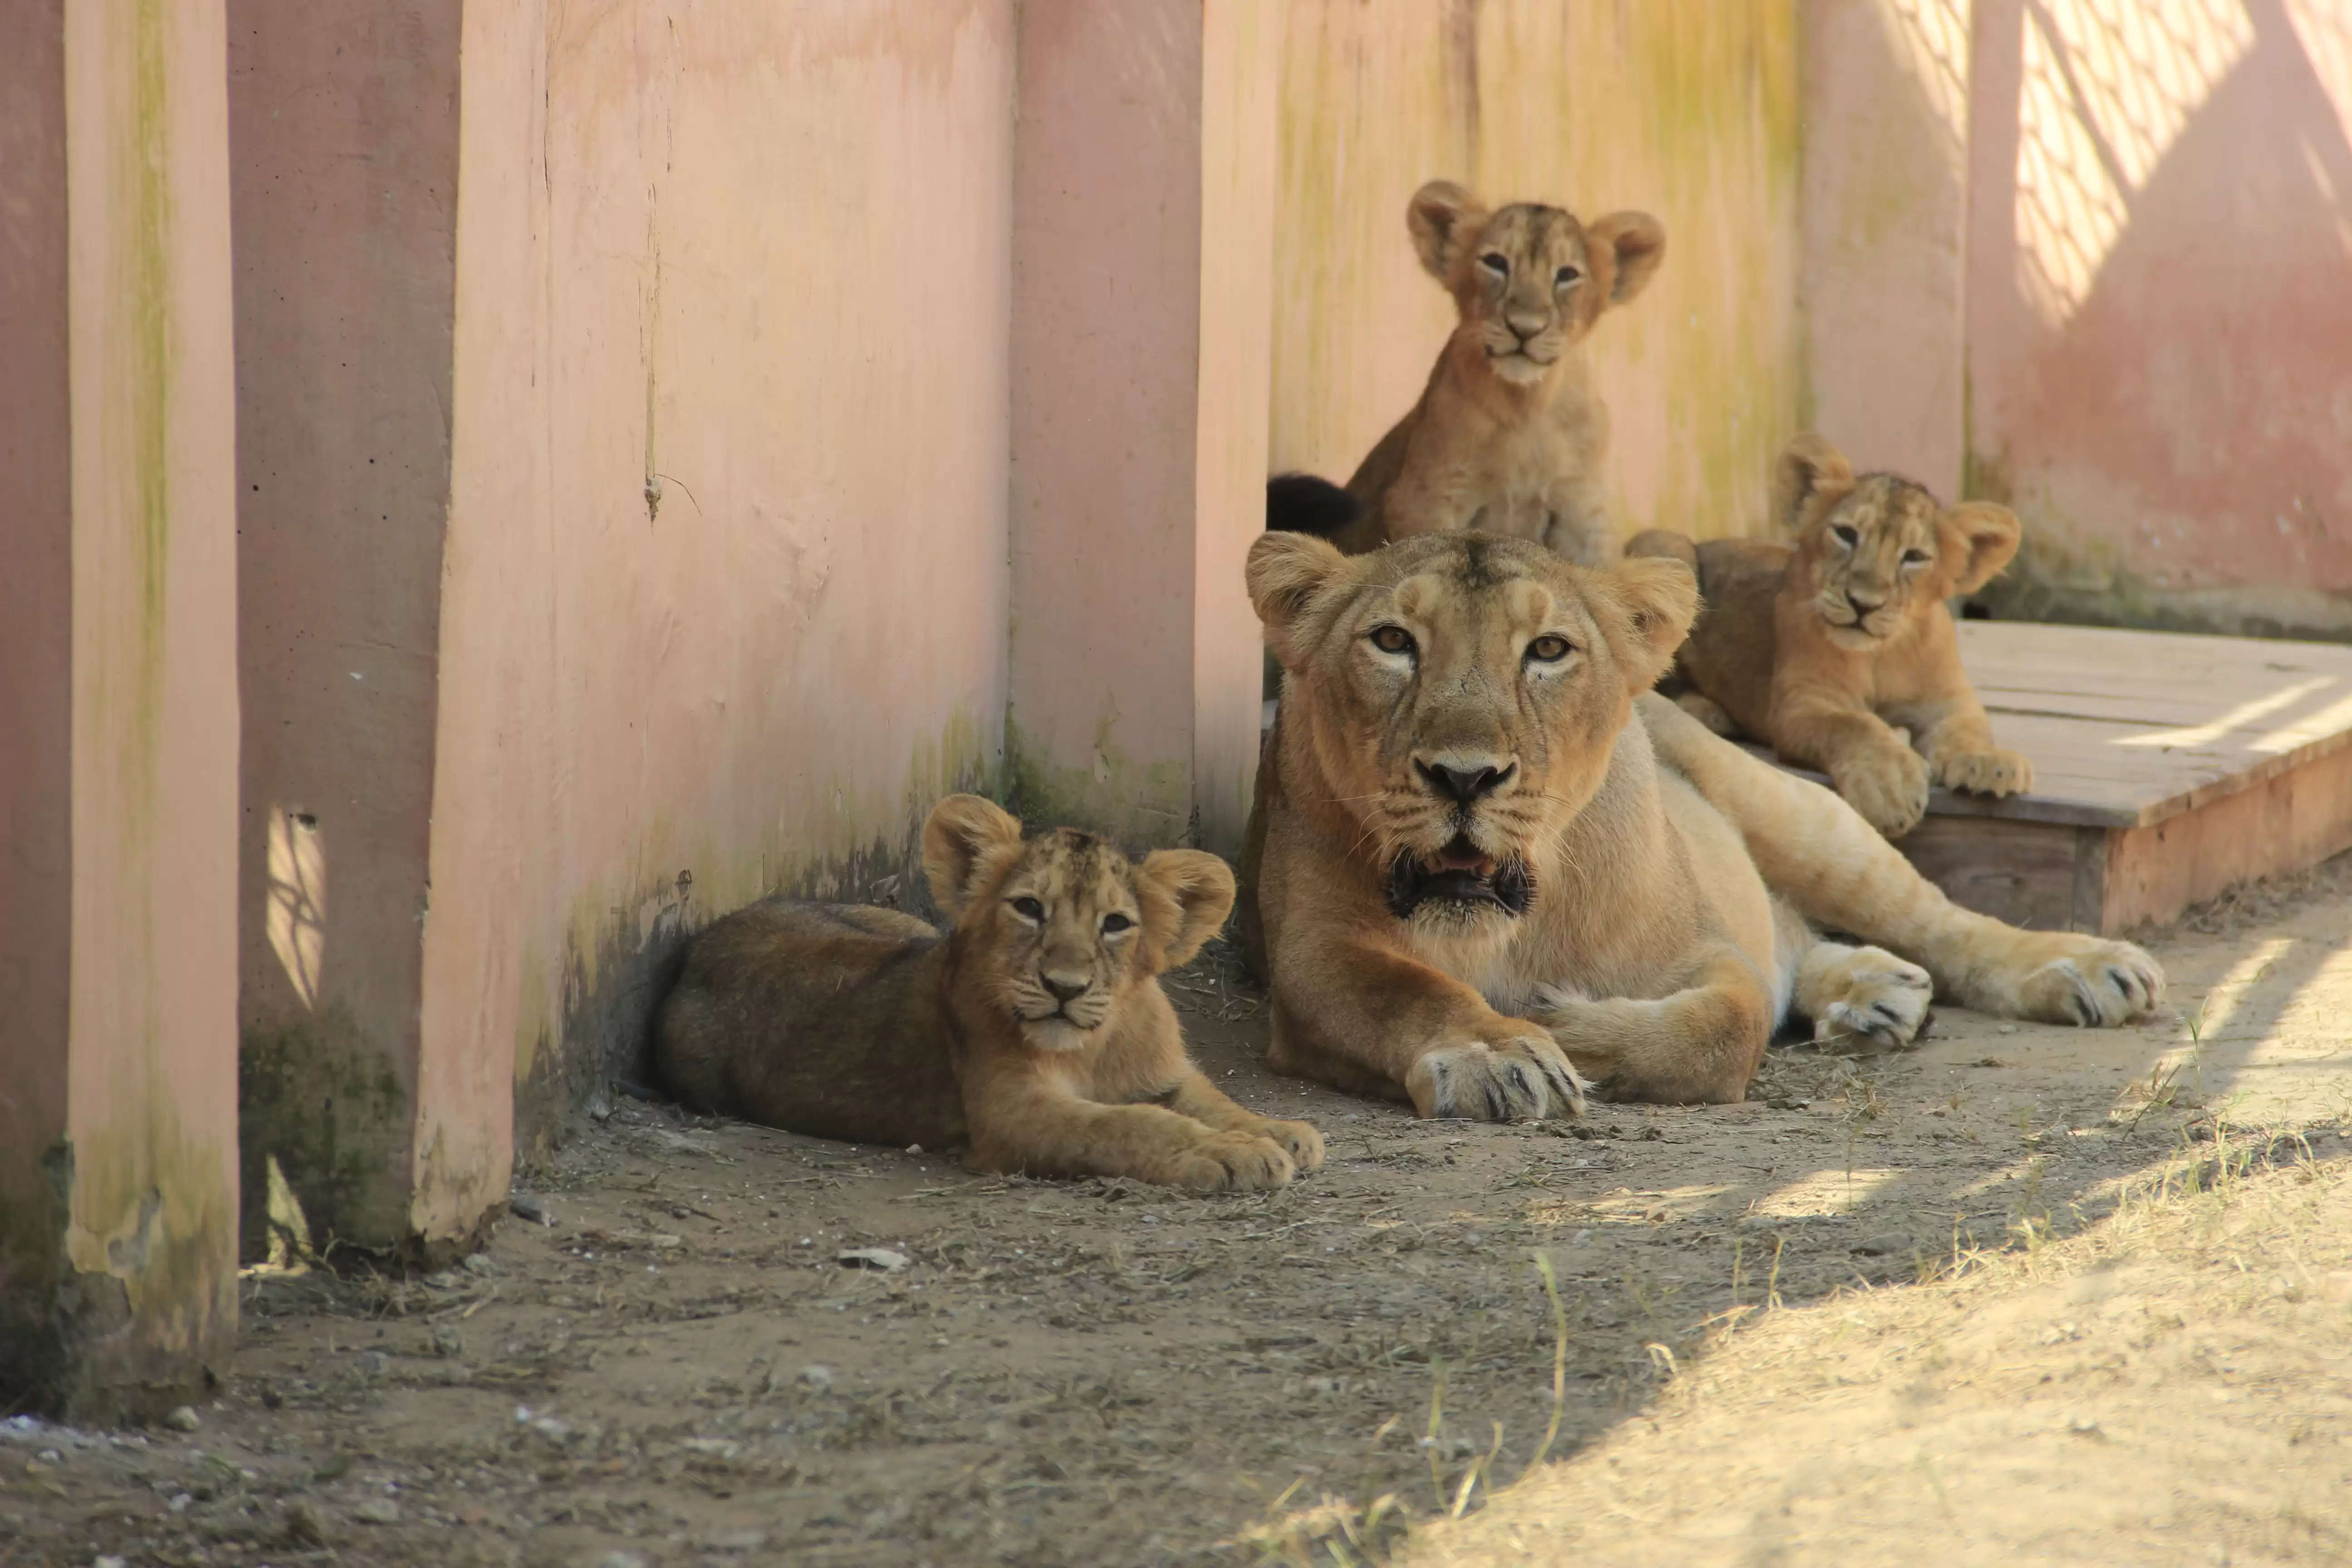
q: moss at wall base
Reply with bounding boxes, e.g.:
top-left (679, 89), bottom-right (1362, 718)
top-left (236, 1002), bottom-right (412, 1264)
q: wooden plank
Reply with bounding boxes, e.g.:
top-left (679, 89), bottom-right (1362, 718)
top-left (1894, 815), bottom-right (2105, 932)
top-left (2102, 735), bottom-right (2352, 931)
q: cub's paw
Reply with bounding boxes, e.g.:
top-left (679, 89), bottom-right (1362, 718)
top-left (1405, 1029), bottom-right (1589, 1122)
top-left (1939, 746), bottom-right (2033, 797)
top-left (1160, 1132), bottom-right (1296, 1192)
top-left (1805, 946), bottom-right (1933, 1054)
top-left (2011, 938), bottom-right (2166, 1027)
top-left (1834, 746), bottom-right (1932, 838)
top-left (1253, 1117), bottom-right (1326, 1174)
top-left (1676, 693), bottom-right (1740, 737)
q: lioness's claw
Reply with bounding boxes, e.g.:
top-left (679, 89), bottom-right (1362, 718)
top-left (1167, 1132), bottom-right (1295, 1191)
top-left (2016, 941), bottom-right (2165, 1026)
top-left (1808, 948), bottom-right (1932, 1054)
top-left (1259, 1118), bottom-right (1326, 1172)
top-left (1407, 1034), bottom-right (1588, 1122)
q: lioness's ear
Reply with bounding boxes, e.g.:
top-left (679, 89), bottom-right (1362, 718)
top-left (921, 794), bottom-right (1024, 916)
top-left (1407, 180), bottom-right (1485, 281)
top-left (1940, 501), bottom-right (2021, 595)
top-left (1247, 529), bottom-right (1348, 671)
top-left (1773, 432), bottom-right (1856, 533)
top-left (1593, 555), bottom-right (1699, 696)
top-left (1586, 211), bottom-right (1666, 304)
top-left (1135, 849), bottom-right (1236, 970)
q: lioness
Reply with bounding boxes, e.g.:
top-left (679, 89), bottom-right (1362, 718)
top-left (1627, 432), bottom-right (2031, 838)
top-left (1239, 522), bottom-right (2162, 1113)
top-left (659, 795), bottom-right (1323, 1190)
top-left (1303, 181), bottom-right (1665, 565)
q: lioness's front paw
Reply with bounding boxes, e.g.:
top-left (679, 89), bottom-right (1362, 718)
top-left (1406, 1030), bottom-right (1589, 1122)
top-left (1835, 747), bottom-right (1932, 838)
top-left (1160, 1132), bottom-right (1296, 1192)
top-left (1938, 746), bottom-right (2033, 797)
top-left (1254, 1117), bottom-right (1325, 1173)
top-left (2012, 938), bottom-right (2166, 1026)
top-left (1809, 947), bottom-right (1933, 1054)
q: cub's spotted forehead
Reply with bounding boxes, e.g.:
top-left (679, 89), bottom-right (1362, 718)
top-left (1481, 203), bottom-right (1583, 255)
top-left (1008, 830), bottom-right (1129, 894)
top-left (1831, 475), bottom-right (1940, 527)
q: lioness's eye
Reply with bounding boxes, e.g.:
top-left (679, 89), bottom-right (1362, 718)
top-left (1479, 251), bottom-right (1509, 277)
top-left (1526, 634), bottom-right (1573, 663)
top-left (1010, 896), bottom-right (1045, 921)
top-left (1370, 624), bottom-right (1416, 657)
top-left (1831, 524), bottom-right (1859, 549)
top-left (1901, 548), bottom-right (1931, 566)
top-left (1100, 912), bottom-right (1133, 935)
top-left (1554, 265), bottom-right (1583, 287)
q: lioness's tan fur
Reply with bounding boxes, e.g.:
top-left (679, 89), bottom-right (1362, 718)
top-left (1239, 530), bottom-right (2161, 1113)
top-left (659, 796), bottom-right (1323, 1190)
top-left (1320, 181), bottom-right (1665, 565)
top-left (1627, 432), bottom-right (2029, 838)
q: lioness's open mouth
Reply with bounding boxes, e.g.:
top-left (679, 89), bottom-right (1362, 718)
top-left (1385, 835), bottom-right (1533, 919)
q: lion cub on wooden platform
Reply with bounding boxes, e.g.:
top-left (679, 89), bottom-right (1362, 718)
top-left (657, 795), bottom-right (1323, 1191)
top-left (1627, 432), bottom-right (2030, 839)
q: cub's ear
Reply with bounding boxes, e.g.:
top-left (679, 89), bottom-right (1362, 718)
top-left (1247, 528), bottom-right (1348, 672)
top-left (1407, 180), bottom-right (1486, 281)
top-left (1773, 432), bottom-right (1856, 533)
top-left (1586, 211), bottom-right (1666, 304)
top-left (1135, 849), bottom-right (1236, 971)
top-left (1592, 555), bottom-right (1699, 696)
top-left (1940, 501), bottom-right (2022, 595)
top-left (921, 794), bottom-right (1024, 917)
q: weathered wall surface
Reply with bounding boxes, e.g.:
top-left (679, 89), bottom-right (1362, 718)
top-left (425, 0), bottom-right (1015, 1209)
top-left (1964, 0), bottom-right (2352, 635)
top-left (1007, 0), bottom-right (1274, 853)
top-left (227, 0), bottom-right (460, 1259)
top-left (0, 0), bottom-right (241, 1419)
top-left (1270, 0), bottom-right (1801, 544)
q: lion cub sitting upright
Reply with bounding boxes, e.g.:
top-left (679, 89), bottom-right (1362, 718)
top-left (657, 795), bottom-right (1323, 1191)
top-left (1627, 432), bottom-right (2030, 839)
top-left (1298, 180), bottom-right (1665, 565)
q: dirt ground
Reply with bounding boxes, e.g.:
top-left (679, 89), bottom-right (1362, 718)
top-left (6, 870), bottom-right (2352, 1568)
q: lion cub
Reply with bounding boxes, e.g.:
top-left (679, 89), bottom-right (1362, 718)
top-left (1288, 181), bottom-right (1664, 565)
top-left (657, 795), bottom-right (1323, 1191)
top-left (1627, 432), bottom-right (2030, 839)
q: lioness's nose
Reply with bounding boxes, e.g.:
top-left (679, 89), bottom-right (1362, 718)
top-left (1041, 972), bottom-right (1089, 1004)
top-left (1416, 758), bottom-right (1514, 804)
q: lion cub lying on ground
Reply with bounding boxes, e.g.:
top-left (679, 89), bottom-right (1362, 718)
top-left (1627, 432), bottom-right (2031, 838)
top-left (657, 795), bottom-right (1323, 1191)
top-left (1298, 180), bottom-right (1665, 565)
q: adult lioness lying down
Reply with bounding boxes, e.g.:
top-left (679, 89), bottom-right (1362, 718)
top-left (1239, 523), bottom-right (2163, 1115)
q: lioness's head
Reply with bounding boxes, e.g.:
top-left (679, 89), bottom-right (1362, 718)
top-left (1406, 180), bottom-right (1665, 387)
top-left (920, 795), bottom-right (1234, 1053)
top-left (1776, 432), bottom-right (2022, 649)
top-left (1248, 531), bottom-right (1695, 938)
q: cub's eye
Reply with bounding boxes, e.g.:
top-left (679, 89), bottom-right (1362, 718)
top-left (1830, 524), bottom-right (1860, 549)
top-left (1100, 911), bottom-right (1133, 935)
top-left (1901, 548), bottom-right (1932, 567)
top-left (1369, 624), bottom-right (1416, 657)
top-left (1478, 251), bottom-right (1509, 276)
top-left (1009, 896), bottom-right (1045, 921)
top-left (1525, 633), bottom-right (1573, 663)
top-left (1553, 264), bottom-right (1583, 287)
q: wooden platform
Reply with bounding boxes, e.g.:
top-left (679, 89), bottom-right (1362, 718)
top-left (1749, 621), bottom-right (2352, 933)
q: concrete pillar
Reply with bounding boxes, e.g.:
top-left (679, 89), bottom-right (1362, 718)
top-left (1007, 0), bottom-right (1277, 855)
top-left (1799, 0), bottom-right (1973, 497)
top-left (0, 0), bottom-right (241, 1421)
top-left (226, 1), bottom-right (464, 1261)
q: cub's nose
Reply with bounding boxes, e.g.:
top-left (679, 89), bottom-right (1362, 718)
top-left (1505, 313), bottom-right (1547, 343)
top-left (1416, 758), bottom-right (1514, 804)
top-left (1847, 591), bottom-right (1885, 615)
top-left (1041, 973), bottom-right (1090, 1004)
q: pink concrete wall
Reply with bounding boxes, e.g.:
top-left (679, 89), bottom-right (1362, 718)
top-left (227, 0), bottom-right (460, 1256)
top-left (1007, 0), bottom-right (1274, 852)
top-left (1965, 0), bottom-right (2352, 634)
top-left (424, 0), bottom-right (1015, 1220)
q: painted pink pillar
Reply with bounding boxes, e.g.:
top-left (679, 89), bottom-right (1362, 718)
top-left (0, 0), bottom-right (242, 1421)
top-left (1800, 0), bottom-right (1972, 498)
top-left (226, 0), bottom-right (462, 1259)
top-left (1008, 0), bottom-right (1276, 855)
